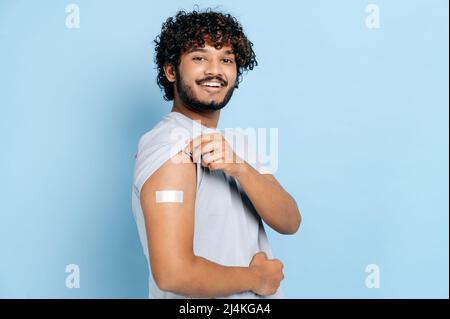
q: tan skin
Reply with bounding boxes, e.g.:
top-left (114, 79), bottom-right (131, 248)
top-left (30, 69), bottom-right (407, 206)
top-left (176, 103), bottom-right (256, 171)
top-left (140, 43), bottom-right (301, 297)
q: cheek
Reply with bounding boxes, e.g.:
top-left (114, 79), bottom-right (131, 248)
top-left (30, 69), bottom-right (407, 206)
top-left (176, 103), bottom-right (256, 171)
top-left (177, 61), bottom-right (200, 83)
top-left (227, 69), bottom-right (238, 86)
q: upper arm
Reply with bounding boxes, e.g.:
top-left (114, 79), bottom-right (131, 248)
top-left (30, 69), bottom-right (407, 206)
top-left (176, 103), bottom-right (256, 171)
top-left (139, 150), bottom-right (197, 286)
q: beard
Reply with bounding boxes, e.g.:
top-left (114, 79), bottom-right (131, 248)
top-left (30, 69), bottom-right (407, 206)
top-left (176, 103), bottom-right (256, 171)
top-left (175, 70), bottom-right (236, 113)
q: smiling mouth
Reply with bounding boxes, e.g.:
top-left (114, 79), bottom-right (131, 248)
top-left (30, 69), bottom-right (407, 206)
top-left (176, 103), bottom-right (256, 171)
top-left (198, 81), bottom-right (226, 92)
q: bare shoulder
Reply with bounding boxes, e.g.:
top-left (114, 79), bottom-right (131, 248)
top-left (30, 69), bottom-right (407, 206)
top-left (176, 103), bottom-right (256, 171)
top-left (140, 150), bottom-right (196, 207)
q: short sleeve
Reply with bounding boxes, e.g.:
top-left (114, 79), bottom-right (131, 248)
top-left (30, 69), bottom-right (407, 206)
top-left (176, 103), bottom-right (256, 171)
top-left (133, 138), bottom-right (189, 199)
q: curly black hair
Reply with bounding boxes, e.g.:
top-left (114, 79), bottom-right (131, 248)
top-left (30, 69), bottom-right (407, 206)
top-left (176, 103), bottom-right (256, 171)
top-left (154, 8), bottom-right (258, 101)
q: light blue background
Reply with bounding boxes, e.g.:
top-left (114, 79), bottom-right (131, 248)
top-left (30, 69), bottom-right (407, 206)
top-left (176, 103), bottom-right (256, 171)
top-left (0, 0), bottom-right (448, 298)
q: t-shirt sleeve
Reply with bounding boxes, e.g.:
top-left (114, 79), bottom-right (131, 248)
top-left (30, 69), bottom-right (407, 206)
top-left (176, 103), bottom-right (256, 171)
top-left (132, 137), bottom-right (189, 199)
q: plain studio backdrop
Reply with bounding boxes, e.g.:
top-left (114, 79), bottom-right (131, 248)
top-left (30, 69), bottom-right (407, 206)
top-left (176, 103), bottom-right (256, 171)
top-left (0, 0), bottom-right (448, 298)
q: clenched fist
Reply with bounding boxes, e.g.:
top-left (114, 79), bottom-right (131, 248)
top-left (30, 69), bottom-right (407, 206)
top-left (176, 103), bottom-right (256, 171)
top-left (249, 252), bottom-right (284, 296)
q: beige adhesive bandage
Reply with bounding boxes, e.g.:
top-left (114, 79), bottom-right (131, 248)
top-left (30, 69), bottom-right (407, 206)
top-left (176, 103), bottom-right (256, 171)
top-left (155, 190), bottom-right (184, 203)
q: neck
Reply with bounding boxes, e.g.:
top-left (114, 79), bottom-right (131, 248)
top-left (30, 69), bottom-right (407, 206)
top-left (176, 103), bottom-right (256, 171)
top-left (171, 96), bottom-right (220, 129)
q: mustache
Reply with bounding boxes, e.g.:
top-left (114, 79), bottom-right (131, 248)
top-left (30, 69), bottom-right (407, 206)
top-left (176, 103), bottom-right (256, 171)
top-left (196, 76), bottom-right (227, 87)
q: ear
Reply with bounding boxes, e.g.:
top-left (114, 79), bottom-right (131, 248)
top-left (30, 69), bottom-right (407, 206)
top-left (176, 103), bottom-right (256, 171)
top-left (163, 64), bottom-right (176, 82)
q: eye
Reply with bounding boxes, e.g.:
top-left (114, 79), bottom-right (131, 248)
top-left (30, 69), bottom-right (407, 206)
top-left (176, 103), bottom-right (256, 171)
top-left (222, 58), bottom-right (234, 64)
top-left (193, 56), bottom-right (206, 62)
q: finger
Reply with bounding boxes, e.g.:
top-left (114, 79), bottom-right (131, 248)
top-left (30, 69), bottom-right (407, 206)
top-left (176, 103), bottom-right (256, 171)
top-left (193, 132), bottom-right (224, 150)
top-left (192, 142), bottom-right (215, 163)
top-left (255, 251), bottom-right (267, 261)
top-left (192, 144), bottom-right (203, 163)
top-left (184, 136), bottom-right (201, 154)
top-left (190, 133), bottom-right (216, 148)
top-left (196, 141), bottom-right (215, 157)
top-left (201, 133), bottom-right (219, 143)
top-left (203, 157), bottom-right (223, 170)
top-left (207, 161), bottom-right (223, 171)
top-left (202, 151), bottom-right (224, 166)
top-left (202, 137), bottom-right (228, 155)
top-left (198, 140), bottom-right (225, 157)
top-left (250, 251), bottom-right (266, 265)
top-left (192, 137), bottom-right (226, 162)
top-left (189, 136), bottom-right (208, 162)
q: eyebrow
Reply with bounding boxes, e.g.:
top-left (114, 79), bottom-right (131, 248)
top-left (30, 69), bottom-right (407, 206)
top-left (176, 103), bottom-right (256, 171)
top-left (187, 47), bottom-right (234, 55)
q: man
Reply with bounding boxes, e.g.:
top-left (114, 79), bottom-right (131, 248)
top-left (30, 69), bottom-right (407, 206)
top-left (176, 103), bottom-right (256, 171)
top-left (131, 9), bottom-right (301, 299)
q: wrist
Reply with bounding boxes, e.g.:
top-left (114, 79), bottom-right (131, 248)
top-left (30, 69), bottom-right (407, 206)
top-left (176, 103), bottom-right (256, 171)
top-left (232, 161), bottom-right (250, 179)
top-left (247, 264), bottom-right (260, 293)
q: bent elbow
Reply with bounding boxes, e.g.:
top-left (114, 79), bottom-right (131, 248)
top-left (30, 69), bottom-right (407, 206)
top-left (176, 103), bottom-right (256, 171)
top-left (152, 258), bottom-right (194, 293)
top-left (283, 197), bottom-right (302, 235)
top-left (292, 213), bottom-right (302, 234)
top-left (153, 272), bottom-right (176, 292)
top-left (284, 209), bottom-right (302, 235)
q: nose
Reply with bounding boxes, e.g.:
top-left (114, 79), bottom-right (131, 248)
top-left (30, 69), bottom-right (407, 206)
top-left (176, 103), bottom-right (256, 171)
top-left (204, 57), bottom-right (223, 77)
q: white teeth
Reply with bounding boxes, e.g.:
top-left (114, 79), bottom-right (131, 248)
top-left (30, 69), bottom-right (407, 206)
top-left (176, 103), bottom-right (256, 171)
top-left (201, 82), bottom-right (222, 87)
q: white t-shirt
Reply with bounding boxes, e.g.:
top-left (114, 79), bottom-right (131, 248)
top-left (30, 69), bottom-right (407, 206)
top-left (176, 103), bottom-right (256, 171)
top-left (131, 111), bottom-right (283, 299)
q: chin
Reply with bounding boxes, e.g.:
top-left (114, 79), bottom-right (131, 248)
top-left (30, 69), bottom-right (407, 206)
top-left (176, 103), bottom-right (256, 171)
top-left (196, 95), bottom-right (224, 105)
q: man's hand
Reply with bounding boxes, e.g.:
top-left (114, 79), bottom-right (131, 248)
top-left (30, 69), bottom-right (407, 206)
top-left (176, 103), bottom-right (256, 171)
top-left (184, 132), bottom-right (245, 177)
top-left (249, 252), bottom-right (284, 296)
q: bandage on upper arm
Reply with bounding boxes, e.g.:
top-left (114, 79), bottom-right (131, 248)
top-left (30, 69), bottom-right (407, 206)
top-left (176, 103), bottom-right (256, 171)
top-left (155, 190), bottom-right (184, 203)
top-left (140, 150), bottom-right (196, 208)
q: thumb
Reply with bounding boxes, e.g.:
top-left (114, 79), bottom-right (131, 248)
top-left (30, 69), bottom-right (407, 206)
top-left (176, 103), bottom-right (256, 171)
top-left (251, 251), bottom-right (268, 264)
